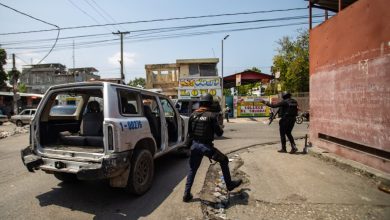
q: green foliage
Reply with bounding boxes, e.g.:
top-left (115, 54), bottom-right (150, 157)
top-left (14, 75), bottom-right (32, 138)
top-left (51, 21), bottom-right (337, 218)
top-left (127, 77), bottom-right (146, 88)
top-left (0, 48), bottom-right (7, 87)
top-left (264, 82), bottom-right (277, 96)
top-left (272, 30), bottom-right (309, 93)
top-left (7, 69), bottom-right (21, 85)
top-left (223, 88), bottom-right (232, 96)
top-left (18, 83), bottom-right (27, 93)
top-left (245, 67), bottom-right (262, 73)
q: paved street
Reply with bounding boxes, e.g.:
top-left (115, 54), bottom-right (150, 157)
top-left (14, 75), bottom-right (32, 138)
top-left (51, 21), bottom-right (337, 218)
top-left (1, 119), bottom-right (388, 220)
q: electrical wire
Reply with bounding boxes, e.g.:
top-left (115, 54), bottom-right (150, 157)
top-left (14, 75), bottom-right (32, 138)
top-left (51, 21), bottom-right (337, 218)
top-left (67, 0), bottom-right (113, 33)
top-left (0, 7), bottom-right (307, 36)
top-left (0, 2), bottom-right (61, 64)
top-left (3, 14), bottom-right (322, 49)
top-left (10, 20), bottom-right (321, 54)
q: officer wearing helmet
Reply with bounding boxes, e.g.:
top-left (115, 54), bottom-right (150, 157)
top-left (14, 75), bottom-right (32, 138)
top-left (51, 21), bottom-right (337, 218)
top-left (261, 92), bottom-right (299, 154)
top-left (183, 93), bottom-right (242, 202)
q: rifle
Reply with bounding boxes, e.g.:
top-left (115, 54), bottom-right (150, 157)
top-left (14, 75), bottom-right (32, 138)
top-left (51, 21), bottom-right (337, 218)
top-left (268, 109), bottom-right (279, 125)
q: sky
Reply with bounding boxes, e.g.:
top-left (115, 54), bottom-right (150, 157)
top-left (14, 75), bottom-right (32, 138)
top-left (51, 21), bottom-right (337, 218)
top-left (0, 0), bottom-right (324, 83)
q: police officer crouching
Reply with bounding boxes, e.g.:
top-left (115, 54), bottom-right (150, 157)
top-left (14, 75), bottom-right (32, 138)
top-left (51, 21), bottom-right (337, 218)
top-left (183, 93), bottom-right (242, 202)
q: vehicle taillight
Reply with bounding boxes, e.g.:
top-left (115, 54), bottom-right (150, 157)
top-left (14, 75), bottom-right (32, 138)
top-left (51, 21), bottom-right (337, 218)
top-left (108, 126), bottom-right (114, 150)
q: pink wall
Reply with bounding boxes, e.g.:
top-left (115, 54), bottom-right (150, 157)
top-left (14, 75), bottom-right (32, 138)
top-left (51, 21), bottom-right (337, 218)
top-left (309, 0), bottom-right (390, 173)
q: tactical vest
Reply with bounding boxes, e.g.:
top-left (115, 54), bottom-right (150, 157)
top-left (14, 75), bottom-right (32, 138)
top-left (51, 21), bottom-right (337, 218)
top-left (284, 98), bottom-right (298, 117)
top-left (190, 111), bottom-right (215, 144)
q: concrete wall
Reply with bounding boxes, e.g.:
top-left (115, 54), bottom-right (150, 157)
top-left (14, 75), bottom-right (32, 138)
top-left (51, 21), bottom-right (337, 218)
top-left (309, 0), bottom-right (390, 173)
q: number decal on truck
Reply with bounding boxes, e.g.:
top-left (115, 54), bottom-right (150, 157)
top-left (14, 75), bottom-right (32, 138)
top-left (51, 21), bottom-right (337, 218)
top-left (125, 120), bottom-right (142, 130)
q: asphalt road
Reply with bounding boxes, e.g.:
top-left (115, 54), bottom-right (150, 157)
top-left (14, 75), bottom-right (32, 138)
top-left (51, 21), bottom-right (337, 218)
top-left (0, 119), bottom-right (309, 220)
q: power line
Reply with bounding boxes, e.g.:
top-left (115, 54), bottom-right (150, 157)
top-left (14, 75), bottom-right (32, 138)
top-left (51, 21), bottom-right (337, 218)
top-left (3, 13), bottom-right (321, 48)
top-left (0, 7), bottom-right (307, 36)
top-left (90, 0), bottom-right (126, 31)
top-left (9, 20), bottom-right (321, 54)
top-left (67, 0), bottom-right (113, 33)
top-left (0, 2), bottom-right (60, 64)
top-left (5, 18), bottom-right (321, 51)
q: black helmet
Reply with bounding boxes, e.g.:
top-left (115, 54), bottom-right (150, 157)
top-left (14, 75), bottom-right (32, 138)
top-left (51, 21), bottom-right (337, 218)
top-left (200, 93), bottom-right (213, 104)
top-left (282, 92), bottom-right (292, 99)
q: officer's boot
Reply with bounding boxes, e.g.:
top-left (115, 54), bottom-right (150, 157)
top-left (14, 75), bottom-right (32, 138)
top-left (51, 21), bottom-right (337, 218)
top-left (227, 179), bottom-right (243, 191)
top-left (278, 146), bottom-right (287, 153)
top-left (183, 192), bottom-right (193, 202)
top-left (290, 144), bottom-right (298, 154)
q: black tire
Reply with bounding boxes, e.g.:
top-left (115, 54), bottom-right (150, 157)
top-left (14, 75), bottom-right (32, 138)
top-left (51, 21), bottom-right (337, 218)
top-left (16, 120), bottom-right (23, 127)
top-left (54, 172), bottom-right (78, 182)
top-left (0, 122), bottom-right (3, 125)
top-left (126, 149), bottom-right (154, 195)
top-left (296, 116), bottom-right (303, 124)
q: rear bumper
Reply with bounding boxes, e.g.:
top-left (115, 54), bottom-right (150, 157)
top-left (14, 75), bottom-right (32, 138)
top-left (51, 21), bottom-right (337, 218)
top-left (21, 146), bottom-right (132, 180)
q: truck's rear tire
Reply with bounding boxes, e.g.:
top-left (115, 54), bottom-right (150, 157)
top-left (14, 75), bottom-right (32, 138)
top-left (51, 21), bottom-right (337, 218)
top-left (126, 149), bottom-right (154, 195)
top-left (54, 173), bottom-right (78, 182)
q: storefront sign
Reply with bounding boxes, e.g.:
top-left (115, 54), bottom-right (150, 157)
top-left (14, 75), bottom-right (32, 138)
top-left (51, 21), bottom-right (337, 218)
top-left (178, 77), bottom-right (221, 99)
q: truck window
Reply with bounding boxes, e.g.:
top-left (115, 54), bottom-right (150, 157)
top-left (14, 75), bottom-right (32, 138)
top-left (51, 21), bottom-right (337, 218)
top-left (118, 90), bottom-right (140, 115)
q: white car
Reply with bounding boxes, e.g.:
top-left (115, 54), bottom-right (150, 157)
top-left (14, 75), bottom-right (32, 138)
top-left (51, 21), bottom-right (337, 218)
top-left (21, 82), bottom-right (189, 195)
top-left (10, 109), bottom-right (36, 127)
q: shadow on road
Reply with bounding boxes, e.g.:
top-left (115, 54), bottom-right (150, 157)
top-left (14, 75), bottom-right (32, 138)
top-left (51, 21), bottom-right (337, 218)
top-left (36, 154), bottom-right (189, 220)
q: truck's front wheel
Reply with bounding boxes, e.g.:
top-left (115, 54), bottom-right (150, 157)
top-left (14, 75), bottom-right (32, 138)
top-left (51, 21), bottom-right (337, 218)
top-left (126, 149), bottom-right (154, 195)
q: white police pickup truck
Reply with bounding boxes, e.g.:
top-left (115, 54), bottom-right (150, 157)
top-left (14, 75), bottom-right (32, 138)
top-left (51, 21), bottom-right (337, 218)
top-left (21, 82), bottom-right (189, 195)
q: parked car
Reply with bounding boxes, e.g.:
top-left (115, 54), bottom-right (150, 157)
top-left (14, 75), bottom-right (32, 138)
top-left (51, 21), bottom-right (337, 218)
top-left (21, 82), bottom-right (189, 195)
top-left (0, 109), bottom-right (8, 125)
top-left (10, 109), bottom-right (36, 127)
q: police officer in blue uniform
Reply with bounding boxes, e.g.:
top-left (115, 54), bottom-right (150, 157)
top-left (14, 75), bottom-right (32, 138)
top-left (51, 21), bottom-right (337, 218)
top-left (183, 93), bottom-right (242, 202)
top-left (262, 92), bottom-right (299, 154)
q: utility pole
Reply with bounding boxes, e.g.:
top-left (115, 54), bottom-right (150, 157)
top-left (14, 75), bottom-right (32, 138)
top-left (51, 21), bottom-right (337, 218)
top-left (113, 31), bottom-right (130, 84)
top-left (11, 54), bottom-right (19, 115)
top-left (221, 34), bottom-right (229, 106)
top-left (72, 40), bottom-right (75, 69)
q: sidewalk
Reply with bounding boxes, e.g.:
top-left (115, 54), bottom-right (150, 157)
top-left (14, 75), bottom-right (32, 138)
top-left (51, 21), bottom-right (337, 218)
top-left (201, 139), bottom-right (390, 220)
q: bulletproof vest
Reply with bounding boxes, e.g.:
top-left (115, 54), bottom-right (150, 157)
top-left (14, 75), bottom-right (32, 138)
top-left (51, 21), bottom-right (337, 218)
top-left (190, 111), bottom-right (215, 143)
top-left (283, 98), bottom-right (298, 117)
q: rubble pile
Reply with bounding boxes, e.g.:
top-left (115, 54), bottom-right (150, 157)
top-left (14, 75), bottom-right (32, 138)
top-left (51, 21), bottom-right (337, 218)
top-left (0, 125), bottom-right (29, 139)
top-left (201, 154), bottom-right (247, 220)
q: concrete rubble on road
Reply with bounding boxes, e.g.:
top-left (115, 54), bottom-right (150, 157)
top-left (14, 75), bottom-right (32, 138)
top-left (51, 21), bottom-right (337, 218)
top-left (0, 122), bottom-right (29, 139)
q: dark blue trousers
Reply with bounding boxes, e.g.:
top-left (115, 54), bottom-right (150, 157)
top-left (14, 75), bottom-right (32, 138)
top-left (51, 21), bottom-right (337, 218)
top-left (184, 141), bottom-right (232, 195)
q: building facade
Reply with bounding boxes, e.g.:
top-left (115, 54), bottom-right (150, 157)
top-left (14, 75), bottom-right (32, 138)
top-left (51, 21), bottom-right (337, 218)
top-left (309, 0), bottom-right (390, 173)
top-left (145, 58), bottom-right (219, 97)
top-left (20, 64), bottom-right (100, 94)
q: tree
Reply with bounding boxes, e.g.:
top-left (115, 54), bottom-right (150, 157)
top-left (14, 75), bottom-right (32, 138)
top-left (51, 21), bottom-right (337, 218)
top-left (272, 30), bottom-right (309, 93)
top-left (128, 77), bottom-right (145, 88)
top-left (245, 67), bottom-right (262, 73)
top-left (18, 83), bottom-right (27, 93)
top-left (0, 48), bottom-right (7, 87)
top-left (7, 69), bottom-right (21, 86)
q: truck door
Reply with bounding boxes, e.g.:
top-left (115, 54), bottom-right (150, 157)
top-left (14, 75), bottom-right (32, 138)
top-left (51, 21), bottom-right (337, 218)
top-left (159, 97), bottom-right (181, 147)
